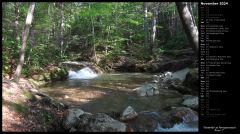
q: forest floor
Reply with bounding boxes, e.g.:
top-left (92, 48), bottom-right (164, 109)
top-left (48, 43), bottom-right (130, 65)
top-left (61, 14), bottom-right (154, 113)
top-left (2, 77), bottom-right (66, 132)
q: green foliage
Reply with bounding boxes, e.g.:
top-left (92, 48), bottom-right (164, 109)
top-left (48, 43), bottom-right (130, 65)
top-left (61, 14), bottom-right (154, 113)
top-left (15, 103), bottom-right (28, 114)
top-left (23, 90), bottom-right (33, 99)
top-left (44, 112), bottom-right (54, 126)
top-left (163, 33), bottom-right (188, 50)
top-left (153, 48), bottom-right (165, 58)
top-left (2, 2), bottom-right (197, 75)
top-left (3, 100), bottom-right (28, 114)
top-left (22, 68), bottom-right (31, 77)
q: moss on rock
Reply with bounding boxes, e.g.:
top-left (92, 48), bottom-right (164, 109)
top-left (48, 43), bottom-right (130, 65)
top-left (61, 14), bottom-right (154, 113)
top-left (50, 67), bottom-right (68, 82)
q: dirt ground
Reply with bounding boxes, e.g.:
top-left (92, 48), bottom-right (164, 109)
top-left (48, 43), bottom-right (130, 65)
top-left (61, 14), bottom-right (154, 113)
top-left (2, 78), bottom-right (66, 132)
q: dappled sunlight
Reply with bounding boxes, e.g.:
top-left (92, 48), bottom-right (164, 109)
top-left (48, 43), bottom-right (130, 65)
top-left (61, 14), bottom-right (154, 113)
top-left (41, 73), bottom-right (184, 114)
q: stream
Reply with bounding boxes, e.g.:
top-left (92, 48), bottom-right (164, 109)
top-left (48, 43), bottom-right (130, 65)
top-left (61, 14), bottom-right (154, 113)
top-left (40, 67), bottom-right (198, 132)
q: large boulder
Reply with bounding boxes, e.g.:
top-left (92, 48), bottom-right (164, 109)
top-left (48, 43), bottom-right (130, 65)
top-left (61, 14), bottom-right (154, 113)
top-left (168, 78), bottom-right (197, 95)
top-left (50, 67), bottom-right (68, 82)
top-left (125, 111), bottom-right (160, 132)
top-left (161, 107), bottom-right (198, 128)
top-left (183, 68), bottom-right (198, 91)
top-left (120, 106), bottom-right (138, 121)
top-left (63, 108), bottom-right (86, 129)
top-left (32, 67), bottom-right (68, 83)
top-left (77, 113), bottom-right (126, 132)
top-left (168, 83), bottom-right (194, 94)
top-left (182, 95), bottom-right (198, 110)
top-left (133, 84), bottom-right (159, 97)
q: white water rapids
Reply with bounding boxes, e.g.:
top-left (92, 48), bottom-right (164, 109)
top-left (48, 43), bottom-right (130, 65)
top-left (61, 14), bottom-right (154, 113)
top-left (68, 67), bottom-right (98, 80)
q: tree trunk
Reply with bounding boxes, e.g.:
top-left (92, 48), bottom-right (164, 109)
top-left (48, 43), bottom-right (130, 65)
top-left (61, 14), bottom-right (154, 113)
top-left (151, 8), bottom-right (157, 54)
top-left (51, 3), bottom-right (56, 41)
top-left (26, 20), bottom-right (35, 67)
top-left (176, 2), bottom-right (198, 55)
top-left (172, 9), bottom-right (176, 36)
top-left (12, 2), bottom-right (36, 83)
top-left (89, 3), bottom-right (96, 62)
top-left (9, 2), bottom-right (20, 79)
top-left (14, 2), bottom-right (20, 45)
top-left (144, 2), bottom-right (148, 53)
top-left (188, 2), bottom-right (198, 31)
top-left (60, 2), bottom-right (65, 58)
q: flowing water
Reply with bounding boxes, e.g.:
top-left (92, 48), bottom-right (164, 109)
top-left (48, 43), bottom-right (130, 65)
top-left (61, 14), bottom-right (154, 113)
top-left (41, 67), bottom-right (198, 132)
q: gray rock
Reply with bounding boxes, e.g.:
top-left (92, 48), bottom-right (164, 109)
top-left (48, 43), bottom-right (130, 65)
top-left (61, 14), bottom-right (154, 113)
top-left (64, 108), bottom-right (85, 129)
top-left (182, 95), bottom-right (198, 109)
top-left (133, 83), bottom-right (159, 97)
top-left (126, 111), bottom-right (160, 132)
top-left (161, 107), bottom-right (198, 128)
top-left (154, 89), bottom-right (160, 95)
top-left (153, 72), bottom-right (172, 83)
top-left (171, 68), bottom-right (190, 81)
top-left (183, 68), bottom-right (198, 91)
top-left (69, 127), bottom-right (77, 132)
top-left (168, 81), bottom-right (195, 95)
top-left (120, 106), bottom-right (138, 121)
top-left (147, 88), bottom-right (154, 96)
top-left (78, 113), bottom-right (126, 132)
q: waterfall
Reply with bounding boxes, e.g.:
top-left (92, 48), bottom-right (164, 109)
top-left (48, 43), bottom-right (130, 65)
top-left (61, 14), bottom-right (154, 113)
top-left (68, 67), bottom-right (98, 80)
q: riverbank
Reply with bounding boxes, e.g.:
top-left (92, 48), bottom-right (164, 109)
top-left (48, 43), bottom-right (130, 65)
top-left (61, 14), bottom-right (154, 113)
top-left (2, 77), bottom-right (66, 132)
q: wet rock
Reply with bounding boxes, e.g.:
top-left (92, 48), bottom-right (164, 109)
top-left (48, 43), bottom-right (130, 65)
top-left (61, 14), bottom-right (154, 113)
top-left (153, 89), bottom-right (160, 95)
top-left (153, 72), bottom-right (173, 83)
top-left (69, 127), bottom-right (77, 132)
top-left (153, 72), bottom-right (176, 90)
top-left (50, 67), bottom-right (68, 82)
top-left (77, 113), bottom-right (126, 132)
top-left (120, 106), bottom-right (138, 121)
top-left (161, 107), bottom-right (198, 128)
top-left (63, 108), bottom-right (85, 129)
top-left (168, 82), bottom-right (193, 94)
top-left (125, 111), bottom-right (160, 132)
top-left (51, 100), bottom-right (66, 110)
top-left (171, 68), bottom-right (190, 81)
top-left (182, 95), bottom-right (198, 109)
top-left (168, 78), bottom-right (198, 95)
top-left (133, 83), bottom-right (159, 97)
top-left (106, 111), bottom-right (121, 119)
top-left (183, 68), bottom-right (198, 91)
top-left (40, 97), bottom-right (52, 106)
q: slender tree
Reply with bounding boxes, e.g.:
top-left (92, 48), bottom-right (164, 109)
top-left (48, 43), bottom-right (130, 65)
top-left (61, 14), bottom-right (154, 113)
top-left (89, 3), bottom-right (96, 61)
top-left (60, 2), bottom-right (65, 58)
top-left (144, 2), bottom-right (148, 53)
top-left (151, 7), bottom-right (157, 54)
top-left (14, 2), bottom-right (20, 45)
top-left (12, 2), bottom-right (36, 83)
top-left (188, 2), bottom-right (197, 31)
top-left (176, 2), bottom-right (198, 54)
top-left (8, 2), bottom-right (21, 78)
